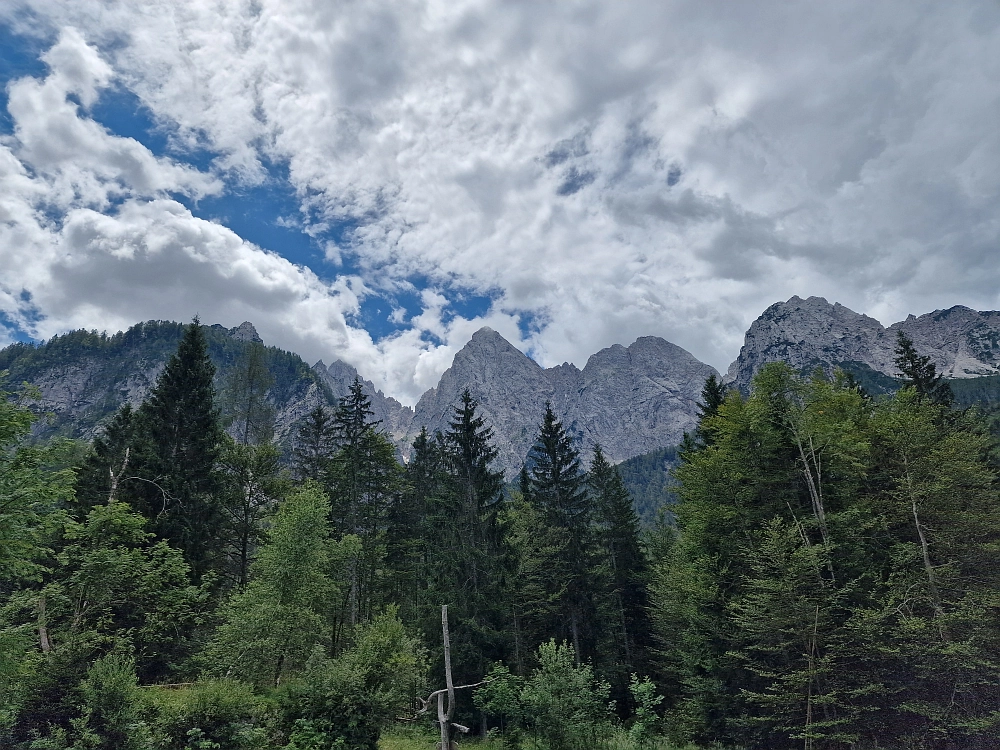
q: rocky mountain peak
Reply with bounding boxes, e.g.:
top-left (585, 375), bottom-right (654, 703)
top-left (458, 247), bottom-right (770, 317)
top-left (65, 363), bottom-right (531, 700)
top-left (725, 296), bottom-right (889, 391)
top-left (728, 298), bottom-right (1000, 389)
top-left (310, 359), bottom-right (414, 443)
top-left (404, 328), bottom-right (717, 475)
top-left (228, 321), bottom-right (263, 344)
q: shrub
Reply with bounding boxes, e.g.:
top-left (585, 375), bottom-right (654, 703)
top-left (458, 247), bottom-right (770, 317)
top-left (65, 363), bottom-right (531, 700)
top-left (148, 680), bottom-right (268, 750)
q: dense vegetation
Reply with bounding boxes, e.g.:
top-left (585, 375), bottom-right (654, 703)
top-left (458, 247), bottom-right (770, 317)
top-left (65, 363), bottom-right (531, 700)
top-left (2, 322), bottom-right (999, 749)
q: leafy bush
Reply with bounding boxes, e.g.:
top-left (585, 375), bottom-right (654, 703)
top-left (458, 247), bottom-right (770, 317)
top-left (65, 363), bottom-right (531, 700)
top-left (275, 610), bottom-right (425, 750)
top-left (147, 680), bottom-right (268, 750)
top-left (520, 640), bottom-right (613, 750)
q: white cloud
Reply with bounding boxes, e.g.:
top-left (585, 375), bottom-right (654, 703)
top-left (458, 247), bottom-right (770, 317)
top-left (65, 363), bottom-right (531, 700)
top-left (2, 1), bottom-right (1000, 403)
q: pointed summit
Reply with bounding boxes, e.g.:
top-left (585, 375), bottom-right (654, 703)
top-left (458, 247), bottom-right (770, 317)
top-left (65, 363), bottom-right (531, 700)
top-left (228, 321), bottom-right (263, 344)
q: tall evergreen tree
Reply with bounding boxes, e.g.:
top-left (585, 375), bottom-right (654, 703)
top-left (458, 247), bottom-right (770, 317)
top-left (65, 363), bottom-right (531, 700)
top-left (894, 330), bottom-right (953, 406)
top-left (220, 341), bottom-right (276, 445)
top-left (132, 319), bottom-right (224, 578)
top-left (523, 404), bottom-right (597, 662)
top-left (588, 445), bottom-right (650, 680)
top-left (435, 392), bottom-right (510, 701)
top-left (292, 405), bottom-right (338, 483)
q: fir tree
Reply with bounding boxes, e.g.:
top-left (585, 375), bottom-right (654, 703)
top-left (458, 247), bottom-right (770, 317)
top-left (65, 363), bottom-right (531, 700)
top-left (588, 445), bottom-right (650, 679)
top-left (524, 403), bottom-right (597, 662)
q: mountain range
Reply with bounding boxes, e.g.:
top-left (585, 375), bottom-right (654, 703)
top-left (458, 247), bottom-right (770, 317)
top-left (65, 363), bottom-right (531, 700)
top-left (7, 295), bottom-right (1000, 478)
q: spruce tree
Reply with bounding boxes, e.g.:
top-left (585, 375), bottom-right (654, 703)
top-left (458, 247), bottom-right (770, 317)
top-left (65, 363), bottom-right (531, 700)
top-left (524, 403), bottom-right (597, 662)
top-left (437, 391), bottom-right (510, 698)
top-left (292, 405), bottom-right (338, 483)
top-left (589, 445), bottom-right (650, 679)
top-left (697, 373), bottom-right (727, 422)
top-left (133, 318), bottom-right (224, 578)
top-left (894, 330), bottom-right (953, 406)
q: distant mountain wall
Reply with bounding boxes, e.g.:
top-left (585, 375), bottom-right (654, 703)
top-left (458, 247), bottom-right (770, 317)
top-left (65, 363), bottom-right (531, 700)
top-left (725, 296), bottom-right (1000, 392)
top-left (402, 327), bottom-right (718, 476)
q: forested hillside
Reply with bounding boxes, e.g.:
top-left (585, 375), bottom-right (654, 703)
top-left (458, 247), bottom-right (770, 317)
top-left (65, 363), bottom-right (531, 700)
top-left (0, 320), bottom-right (327, 448)
top-left (2, 323), bottom-right (999, 749)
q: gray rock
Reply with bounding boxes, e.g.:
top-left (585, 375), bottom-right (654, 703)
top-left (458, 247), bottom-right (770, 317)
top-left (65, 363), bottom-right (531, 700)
top-left (402, 328), bottom-right (718, 476)
top-left (228, 321), bottom-right (263, 344)
top-left (726, 296), bottom-right (1000, 391)
top-left (311, 360), bottom-right (414, 444)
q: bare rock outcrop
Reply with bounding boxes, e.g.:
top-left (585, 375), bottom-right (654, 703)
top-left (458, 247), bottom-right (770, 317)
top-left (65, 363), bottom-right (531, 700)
top-left (726, 296), bottom-right (1000, 391)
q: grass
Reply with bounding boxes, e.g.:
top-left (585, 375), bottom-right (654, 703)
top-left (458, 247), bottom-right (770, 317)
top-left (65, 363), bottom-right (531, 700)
top-left (379, 724), bottom-right (706, 750)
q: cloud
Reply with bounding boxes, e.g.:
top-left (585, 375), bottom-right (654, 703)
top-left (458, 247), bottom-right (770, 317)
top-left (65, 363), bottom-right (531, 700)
top-left (0, 24), bottom-right (514, 403)
top-left (1, 1), bottom-right (1000, 402)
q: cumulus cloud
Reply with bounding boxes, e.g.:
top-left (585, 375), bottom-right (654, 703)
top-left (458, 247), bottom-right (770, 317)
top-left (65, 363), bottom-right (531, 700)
top-left (2, 1), bottom-right (1000, 402)
top-left (0, 24), bottom-right (509, 402)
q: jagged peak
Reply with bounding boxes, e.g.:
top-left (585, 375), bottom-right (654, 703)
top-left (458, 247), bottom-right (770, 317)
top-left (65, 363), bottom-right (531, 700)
top-left (228, 321), bottom-right (262, 344)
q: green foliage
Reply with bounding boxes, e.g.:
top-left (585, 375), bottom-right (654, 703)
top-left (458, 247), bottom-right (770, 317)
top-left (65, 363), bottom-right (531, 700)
top-left (520, 640), bottom-right (612, 750)
top-left (522, 406), bottom-right (598, 661)
top-left (616, 447), bottom-right (679, 526)
top-left (217, 437), bottom-right (286, 587)
top-left (291, 406), bottom-right (337, 484)
top-left (76, 652), bottom-right (151, 750)
top-left (0, 379), bottom-right (74, 581)
top-left (276, 610), bottom-right (426, 750)
top-left (894, 330), bottom-right (953, 406)
top-left (134, 319), bottom-right (224, 578)
top-left (203, 484), bottom-right (359, 687)
top-left (589, 446), bottom-right (650, 682)
top-left (148, 680), bottom-right (267, 750)
top-left (652, 361), bottom-right (1000, 749)
top-left (626, 675), bottom-right (664, 748)
top-left (219, 343), bottom-right (276, 447)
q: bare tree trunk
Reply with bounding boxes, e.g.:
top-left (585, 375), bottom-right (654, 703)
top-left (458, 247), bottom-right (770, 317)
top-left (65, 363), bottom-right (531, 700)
top-left (107, 446), bottom-right (130, 504)
top-left (440, 605), bottom-right (455, 750)
top-left (794, 433), bottom-right (836, 582)
top-left (38, 594), bottom-right (51, 653)
top-left (903, 459), bottom-right (946, 639)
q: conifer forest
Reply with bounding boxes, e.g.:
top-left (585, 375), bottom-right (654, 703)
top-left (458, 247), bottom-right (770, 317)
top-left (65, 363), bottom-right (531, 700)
top-left (2, 321), bottom-right (1000, 750)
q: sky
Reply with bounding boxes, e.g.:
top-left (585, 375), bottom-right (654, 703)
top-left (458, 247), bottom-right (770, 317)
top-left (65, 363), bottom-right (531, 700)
top-left (1, 1), bottom-right (999, 405)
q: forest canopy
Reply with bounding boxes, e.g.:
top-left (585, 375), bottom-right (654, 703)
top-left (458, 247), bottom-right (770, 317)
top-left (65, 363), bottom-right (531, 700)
top-left (1, 323), bottom-right (998, 749)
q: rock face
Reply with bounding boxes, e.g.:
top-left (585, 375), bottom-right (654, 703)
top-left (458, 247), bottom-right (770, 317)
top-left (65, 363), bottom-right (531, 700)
top-left (726, 296), bottom-right (1000, 391)
top-left (891, 307), bottom-right (1000, 378)
top-left (404, 328), bottom-right (556, 474)
top-left (403, 328), bottom-right (718, 476)
top-left (311, 360), bottom-right (414, 444)
top-left (228, 321), bottom-right (264, 344)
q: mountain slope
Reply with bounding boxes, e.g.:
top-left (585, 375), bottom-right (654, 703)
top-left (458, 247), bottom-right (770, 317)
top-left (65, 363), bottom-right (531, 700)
top-left (0, 321), bottom-right (329, 449)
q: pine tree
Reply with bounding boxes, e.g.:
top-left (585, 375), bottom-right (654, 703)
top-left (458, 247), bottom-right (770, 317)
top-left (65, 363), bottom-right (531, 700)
top-left (132, 318), bottom-right (224, 578)
top-left (894, 330), bottom-right (953, 406)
